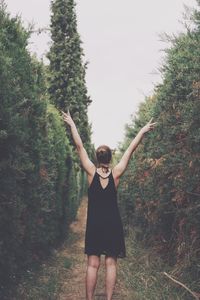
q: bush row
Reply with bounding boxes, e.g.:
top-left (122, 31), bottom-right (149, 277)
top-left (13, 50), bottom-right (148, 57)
top-left (0, 5), bottom-right (86, 295)
top-left (118, 3), bottom-right (200, 295)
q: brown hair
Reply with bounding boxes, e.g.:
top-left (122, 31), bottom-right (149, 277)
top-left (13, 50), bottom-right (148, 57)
top-left (96, 145), bottom-right (112, 166)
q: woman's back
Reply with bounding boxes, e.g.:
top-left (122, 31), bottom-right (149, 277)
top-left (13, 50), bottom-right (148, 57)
top-left (85, 169), bottom-right (126, 258)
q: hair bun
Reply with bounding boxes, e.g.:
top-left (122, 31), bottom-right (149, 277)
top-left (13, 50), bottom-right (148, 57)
top-left (96, 145), bottom-right (112, 165)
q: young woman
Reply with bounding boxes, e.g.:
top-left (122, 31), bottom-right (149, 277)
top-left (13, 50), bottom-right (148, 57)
top-left (62, 110), bottom-right (156, 300)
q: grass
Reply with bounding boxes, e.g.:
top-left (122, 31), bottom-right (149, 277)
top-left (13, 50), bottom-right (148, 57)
top-left (9, 231), bottom-right (77, 300)
top-left (13, 256), bottom-right (73, 300)
top-left (63, 257), bottom-right (72, 269)
top-left (4, 198), bottom-right (198, 300)
top-left (119, 229), bottom-right (196, 300)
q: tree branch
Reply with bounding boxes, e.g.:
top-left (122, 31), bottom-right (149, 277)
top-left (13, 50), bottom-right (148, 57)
top-left (163, 272), bottom-right (200, 300)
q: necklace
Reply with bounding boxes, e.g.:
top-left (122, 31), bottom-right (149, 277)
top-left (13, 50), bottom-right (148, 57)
top-left (100, 165), bottom-right (109, 173)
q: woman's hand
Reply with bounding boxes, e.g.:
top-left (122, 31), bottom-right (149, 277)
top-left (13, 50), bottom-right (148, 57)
top-left (140, 118), bottom-right (157, 134)
top-left (61, 110), bottom-right (75, 127)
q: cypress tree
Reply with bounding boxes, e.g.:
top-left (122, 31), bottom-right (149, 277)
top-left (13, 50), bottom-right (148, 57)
top-left (47, 0), bottom-right (92, 152)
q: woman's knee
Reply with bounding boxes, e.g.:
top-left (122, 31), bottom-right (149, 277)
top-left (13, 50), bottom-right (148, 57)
top-left (105, 256), bottom-right (117, 268)
top-left (87, 255), bottom-right (101, 269)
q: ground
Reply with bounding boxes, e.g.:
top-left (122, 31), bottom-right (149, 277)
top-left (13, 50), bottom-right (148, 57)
top-left (14, 197), bottom-right (135, 300)
top-left (58, 197), bottom-right (134, 300)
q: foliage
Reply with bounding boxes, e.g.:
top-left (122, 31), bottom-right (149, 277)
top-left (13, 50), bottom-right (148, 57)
top-left (118, 2), bottom-right (200, 296)
top-left (0, 2), bottom-right (91, 297)
top-left (47, 0), bottom-right (93, 156)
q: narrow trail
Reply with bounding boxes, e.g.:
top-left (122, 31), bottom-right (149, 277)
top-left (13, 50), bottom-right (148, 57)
top-left (58, 197), bottom-right (133, 300)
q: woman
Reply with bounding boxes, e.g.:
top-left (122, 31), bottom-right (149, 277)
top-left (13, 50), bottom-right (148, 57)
top-left (62, 110), bottom-right (156, 300)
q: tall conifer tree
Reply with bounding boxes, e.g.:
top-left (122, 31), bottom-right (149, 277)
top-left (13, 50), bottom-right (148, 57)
top-left (48, 0), bottom-right (92, 150)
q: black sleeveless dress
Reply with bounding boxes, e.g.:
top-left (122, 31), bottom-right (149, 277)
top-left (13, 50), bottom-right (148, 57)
top-left (84, 170), bottom-right (126, 258)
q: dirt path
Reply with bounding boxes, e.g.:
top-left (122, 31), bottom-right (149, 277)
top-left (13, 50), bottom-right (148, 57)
top-left (15, 197), bottom-right (135, 299)
top-left (58, 197), bottom-right (133, 300)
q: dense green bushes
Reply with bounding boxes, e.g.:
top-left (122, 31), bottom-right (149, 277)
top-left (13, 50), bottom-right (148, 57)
top-left (0, 1), bottom-right (91, 296)
top-left (118, 2), bottom-right (200, 296)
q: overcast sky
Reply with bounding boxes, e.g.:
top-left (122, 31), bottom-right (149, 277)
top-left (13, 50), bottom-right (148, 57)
top-left (6, 0), bottom-right (197, 148)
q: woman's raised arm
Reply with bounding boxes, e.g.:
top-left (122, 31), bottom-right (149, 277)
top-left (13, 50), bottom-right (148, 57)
top-left (113, 118), bottom-right (157, 179)
top-left (62, 110), bottom-right (95, 176)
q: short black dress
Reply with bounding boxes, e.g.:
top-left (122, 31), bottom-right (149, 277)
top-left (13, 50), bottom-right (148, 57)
top-left (84, 170), bottom-right (126, 258)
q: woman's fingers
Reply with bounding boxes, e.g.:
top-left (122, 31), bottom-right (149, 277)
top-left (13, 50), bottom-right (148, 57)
top-left (149, 117), bottom-right (153, 123)
top-left (148, 118), bottom-right (157, 126)
top-left (145, 119), bottom-right (157, 132)
top-left (61, 111), bottom-right (68, 121)
top-left (61, 110), bottom-right (66, 116)
top-left (61, 110), bottom-right (70, 118)
top-left (149, 122), bottom-right (157, 130)
top-left (61, 110), bottom-right (74, 126)
top-left (148, 116), bottom-right (157, 125)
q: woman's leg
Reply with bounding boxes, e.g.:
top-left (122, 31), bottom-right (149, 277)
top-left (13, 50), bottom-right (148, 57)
top-left (105, 256), bottom-right (117, 300)
top-left (86, 255), bottom-right (101, 300)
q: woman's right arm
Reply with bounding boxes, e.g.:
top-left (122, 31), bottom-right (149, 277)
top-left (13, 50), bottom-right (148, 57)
top-left (62, 110), bottom-right (95, 177)
top-left (113, 118), bottom-right (157, 181)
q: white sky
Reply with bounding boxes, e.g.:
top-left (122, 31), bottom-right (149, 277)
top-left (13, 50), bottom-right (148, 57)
top-left (6, 0), bottom-right (197, 148)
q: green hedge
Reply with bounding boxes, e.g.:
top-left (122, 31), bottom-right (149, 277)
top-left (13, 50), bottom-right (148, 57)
top-left (118, 3), bottom-right (200, 294)
top-left (0, 5), bottom-right (85, 296)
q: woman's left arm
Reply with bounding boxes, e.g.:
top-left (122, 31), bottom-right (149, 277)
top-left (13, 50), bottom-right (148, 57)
top-left (62, 110), bottom-right (95, 176)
